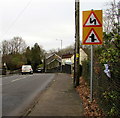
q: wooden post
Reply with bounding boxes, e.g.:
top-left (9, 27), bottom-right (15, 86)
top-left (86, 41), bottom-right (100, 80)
top-left (74, 0), bottom-right (80, 87)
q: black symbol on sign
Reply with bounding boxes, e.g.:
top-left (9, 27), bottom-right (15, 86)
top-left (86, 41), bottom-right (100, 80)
top-left (89, 33), bottom-right (97, 42)
top-left (90, 18), bottom-right (96, 25)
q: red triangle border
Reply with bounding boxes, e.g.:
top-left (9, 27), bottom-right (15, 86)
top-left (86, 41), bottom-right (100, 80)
top-left (83, 28), bottom-right (102, 45)
top-left (83, 11), bottom-right (102, 27)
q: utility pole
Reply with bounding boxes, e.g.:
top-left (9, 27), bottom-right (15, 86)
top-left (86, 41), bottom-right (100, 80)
top-left (74, 0), bottom-right (80, 87)
top-left (60, 39), bottom-right (62, 72)
top-left (43, 54), bottom-right (46, 73)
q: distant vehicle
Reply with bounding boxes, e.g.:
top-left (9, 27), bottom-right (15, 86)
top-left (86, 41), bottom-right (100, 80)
top-left (21, 65), bottom-right (33, 74)
top-left (36, 68), bottom-right (43, 73)
top-left (0, 68), bottom-right (6, 75)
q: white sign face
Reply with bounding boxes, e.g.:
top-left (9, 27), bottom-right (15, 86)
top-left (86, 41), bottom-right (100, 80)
top-left (85, 13), bottom-right (100, 26)
top-left (83, 28), bottom-right (102, 44)
top-left (86, 30), bottom-right (99, 43)
top-left (83, 11), bottom-right (102, 27)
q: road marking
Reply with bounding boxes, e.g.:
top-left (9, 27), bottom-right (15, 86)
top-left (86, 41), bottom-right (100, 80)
top-left (11, 76), bottom-right (27, 83)
top-left (28, 75), bottom-right (33, 77)
top-left (11, 74), bottom-right (34, 83)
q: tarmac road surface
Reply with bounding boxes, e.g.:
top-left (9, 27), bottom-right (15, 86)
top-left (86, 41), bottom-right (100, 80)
top-left (2, 73), bottom-right (55, 116)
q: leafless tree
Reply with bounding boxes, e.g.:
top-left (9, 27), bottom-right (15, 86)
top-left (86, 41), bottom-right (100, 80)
top-left (2, 36), bottom-right (27, 55)
top-left (103, 0), bottom-right (119, 33)
top-left (2, 40), bottom-right (10, 55)
top-left (10, 37), bottom-right (27, 54)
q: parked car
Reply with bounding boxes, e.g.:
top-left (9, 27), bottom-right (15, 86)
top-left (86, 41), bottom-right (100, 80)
top-left (21, 65), bottom-right (33, 74)
top-left (0, 68), bottom-right (6, 75)
top-left (36, 68), bottom-right (44, 73)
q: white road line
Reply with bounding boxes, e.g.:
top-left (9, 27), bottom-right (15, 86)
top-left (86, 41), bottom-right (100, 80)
top-left (28, 75), bottom-right (33, 77)
top-left (11, 76), bottom-right (27, 83)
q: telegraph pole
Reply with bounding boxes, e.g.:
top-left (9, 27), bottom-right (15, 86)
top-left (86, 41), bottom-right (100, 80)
top-left (74, 0), bottom-right (80, 87)
top-left (43, 54), bottom-right (46, 73)
top-left (60, 39), bottom-right (62, 72)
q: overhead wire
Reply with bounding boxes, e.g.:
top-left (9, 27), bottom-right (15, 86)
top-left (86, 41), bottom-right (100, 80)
top-left (1, 0), bottom-right (32, 39)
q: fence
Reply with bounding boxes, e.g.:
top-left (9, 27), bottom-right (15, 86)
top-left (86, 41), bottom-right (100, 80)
top-left (46, 64), bottom-right (72, 74)
top-left (82, 56), bottom-right (120, 116)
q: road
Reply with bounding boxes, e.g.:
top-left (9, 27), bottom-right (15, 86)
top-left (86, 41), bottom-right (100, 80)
top-left (2, 73), bottom-right (55, 116)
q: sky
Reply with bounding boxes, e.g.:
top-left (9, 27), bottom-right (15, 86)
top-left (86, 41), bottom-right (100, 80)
top-left (0, 0), bottom-right (119, 51)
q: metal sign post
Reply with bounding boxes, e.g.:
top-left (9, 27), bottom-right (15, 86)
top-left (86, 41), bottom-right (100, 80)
top-left (82, 10), bottom-right (102, 102)
top-left (90, 45), bottom-right (93, 102)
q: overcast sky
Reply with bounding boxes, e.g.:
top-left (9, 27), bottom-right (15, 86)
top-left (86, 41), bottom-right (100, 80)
top-left (0, 0), bottom-right (119, 51)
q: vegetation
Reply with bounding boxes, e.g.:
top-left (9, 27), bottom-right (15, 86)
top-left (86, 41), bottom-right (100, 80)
top-left (99, 33), bottom-right (120, 116)
top-left (1, 36), bottom-right (74, 72)
top-left (27, 43), bottom-right (44, 71)
top-left (0, 0), bottom-right (119, 116)
top-left (1, 37), bottom-right (44, 72)
top-left (82, 1), bottom-right (120, 116)
top-left (48, 44), bottom-right (74, 56)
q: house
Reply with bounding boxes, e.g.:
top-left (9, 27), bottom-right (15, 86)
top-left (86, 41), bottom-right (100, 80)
top-left (62, 54), bottom-right (74, 65)
top-left (0, 54), bottom-right (2, 75)
top-left (46, 53), bottom-right (61, 70)
top-left (79, 48), bottom-right (88, 64)
top-left (61, 48), bottom-right (88, 74)
top-left (45, 48), bottom-right (88, 73)
top-left (61, 48), bottom-right (88, 65)
top-left (0, 55), bottom-right (2, 69)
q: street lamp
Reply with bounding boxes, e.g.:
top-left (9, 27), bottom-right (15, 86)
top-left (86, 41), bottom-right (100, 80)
top-left (56, 39), bottom-right (62, 51)
top-left (56, 39), bottom-right (63, 72)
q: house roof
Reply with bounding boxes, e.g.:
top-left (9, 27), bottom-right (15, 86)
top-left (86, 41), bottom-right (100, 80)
top-left (46, 53), bottom-right (61, 65)
top-left (47, 58), bottom-right (61, 65)
top-left (46, 53), bottom-right (61, 60)
top-left (62, 54), bottom-right (73, 59)
top-left (80, 47), bottom-right (88, 56)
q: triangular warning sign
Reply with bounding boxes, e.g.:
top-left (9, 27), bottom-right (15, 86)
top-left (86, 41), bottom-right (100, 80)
top-left (83, 11), bottom-right (102, 27)
top-left (83, 28), bottom-right (102, 44)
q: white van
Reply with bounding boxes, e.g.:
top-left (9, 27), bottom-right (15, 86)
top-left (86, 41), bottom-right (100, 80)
top-left (21, 65), bottom-right (33, 74)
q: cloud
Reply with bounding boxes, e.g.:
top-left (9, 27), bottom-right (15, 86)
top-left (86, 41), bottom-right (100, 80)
top-left (1, 0), bottom-right (116, 51)
top-left (1, 0), bottom-right (75, 51)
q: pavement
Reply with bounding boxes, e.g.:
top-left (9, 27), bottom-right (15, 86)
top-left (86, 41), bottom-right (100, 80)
top-left (27, 73), bottom-right (84, 116)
